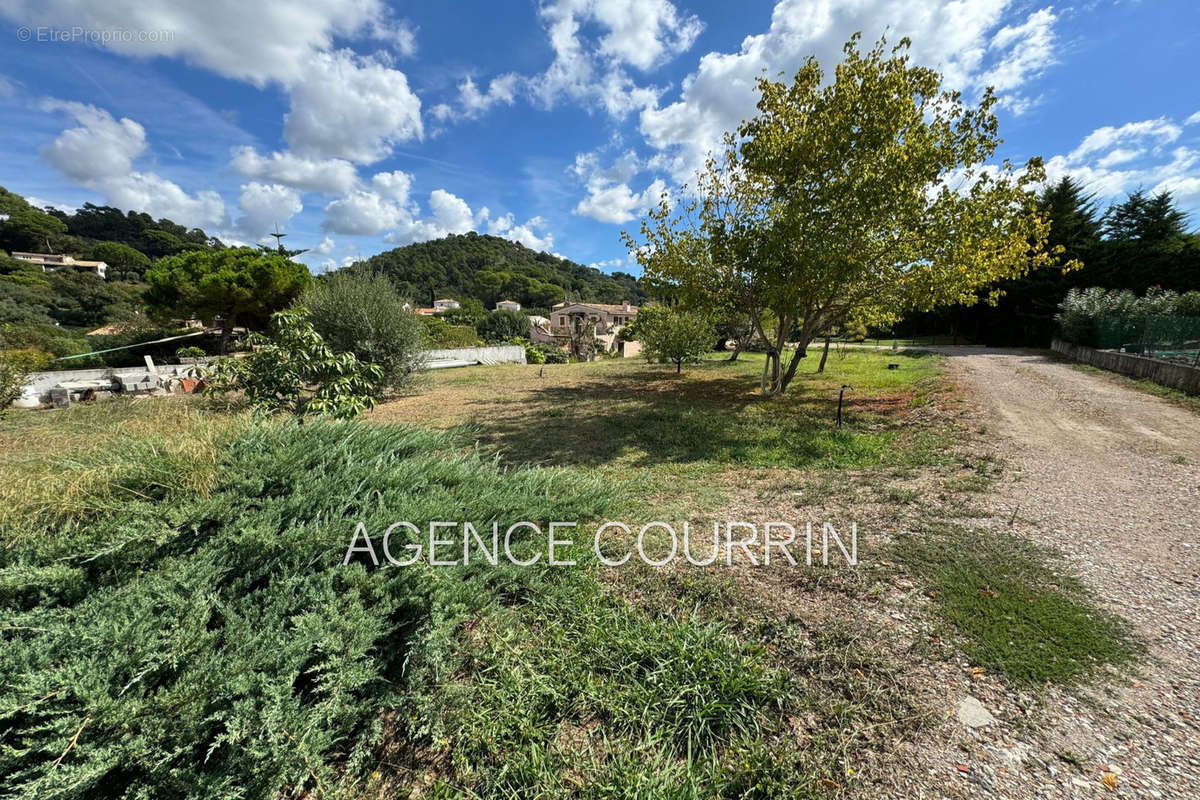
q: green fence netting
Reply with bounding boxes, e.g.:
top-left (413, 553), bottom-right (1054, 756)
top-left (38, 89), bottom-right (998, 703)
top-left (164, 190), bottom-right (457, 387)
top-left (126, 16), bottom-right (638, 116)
top-left (1096, 314), bottom-right (1200, 366)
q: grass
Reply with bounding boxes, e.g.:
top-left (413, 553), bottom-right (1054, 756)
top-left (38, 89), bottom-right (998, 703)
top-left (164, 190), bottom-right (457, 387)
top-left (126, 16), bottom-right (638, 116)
top-left (0, 348), bottom-right (1142, 798)
top-left (0, 397), bottom-right (246, 540)
top-left (892, 523), bottom-right (1140, 685)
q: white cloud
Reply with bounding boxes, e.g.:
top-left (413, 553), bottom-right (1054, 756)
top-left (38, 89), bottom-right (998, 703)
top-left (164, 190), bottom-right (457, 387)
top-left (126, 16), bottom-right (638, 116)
top-left (370, 170), bottom-right (413, 201)
top-left (1067, 117), bottom-right (1182, 162)
top-left (39, 99), bottom-right (145, 183)
top-left (322, 188), bottom-right (408, 236)
top-left (236, 182), bottom-right (302, 236)
top-left (230, 146), bottom-right (358, 194)
top-left (640, 0), bottom-right (1064, 182)
top-left (311, 235), bottom-right (335, 255)
top-left (284, 50), bottom-right (422, 164)
top-left (1186, 111), bottom-right (1200, 127)
top-left (1043, 112), bottom-right (1200, 211)
top-left (570, 149), bottom-right (665, 223)
top-left (102, 172), bottom-right (225, 229)
top-left (0, 0), bottom-right (414, 87)
top-left (39, 100), bottom-right (225, 228)
top-left (531, 0), bottom-right (701, 117)
top-left (481, 210), bottom-right (555, 251)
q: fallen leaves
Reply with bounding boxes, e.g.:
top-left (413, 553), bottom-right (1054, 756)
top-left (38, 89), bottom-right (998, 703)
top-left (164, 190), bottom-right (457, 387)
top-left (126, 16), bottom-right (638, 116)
top-left (1101, 771), bottom-right (1119, 791)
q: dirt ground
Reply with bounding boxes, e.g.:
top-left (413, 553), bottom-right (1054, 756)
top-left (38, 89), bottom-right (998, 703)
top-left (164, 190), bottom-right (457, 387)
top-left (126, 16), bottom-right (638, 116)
top-left (894, 348), bottom-right (1200, 799)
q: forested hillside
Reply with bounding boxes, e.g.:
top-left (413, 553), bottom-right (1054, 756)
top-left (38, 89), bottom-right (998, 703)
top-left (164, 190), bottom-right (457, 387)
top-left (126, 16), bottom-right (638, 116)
top-left (347, 232), bottom-right (647, 309)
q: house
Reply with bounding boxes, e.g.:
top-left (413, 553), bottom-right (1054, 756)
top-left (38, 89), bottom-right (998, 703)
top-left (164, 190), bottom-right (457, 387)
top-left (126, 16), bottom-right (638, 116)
top-left (10, 251), bottom-right (107, 279)
top-left (547, 301), bottom-right (641, 357)
top-left (433, 298), bottom-right (460, 312)
top-left (495, 299), bottom-right (521, 311)
top-left (550, 301), bottom-right (637, 336)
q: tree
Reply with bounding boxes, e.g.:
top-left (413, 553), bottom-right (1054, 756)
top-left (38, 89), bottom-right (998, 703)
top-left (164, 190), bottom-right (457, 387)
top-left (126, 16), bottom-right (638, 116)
top-left (144, 248), bottom-right (310, 352)
top-left (1103, 190), bottom-right (1188, 243)
top-left (476, 308), bottom-right (531, 343)
top-left (91, 242), bottom-right (150, 281)
top-left (299, 271), bottom-right (426, 392)
top-left (626, 35), bottom-right (1057, 394)
top-left (629, 306), bottom-right (713, 373)
top-left (202, 309), bottom-right (382, 419)
top-left (0, 209), bottom-right (68, 253)
top-left (45, 270), bottom-right (129, 328)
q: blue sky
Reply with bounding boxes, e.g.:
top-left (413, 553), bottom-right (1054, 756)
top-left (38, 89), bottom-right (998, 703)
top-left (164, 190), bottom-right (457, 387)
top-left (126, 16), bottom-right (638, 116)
top-left (0, 0), bottom-right (1197, 276)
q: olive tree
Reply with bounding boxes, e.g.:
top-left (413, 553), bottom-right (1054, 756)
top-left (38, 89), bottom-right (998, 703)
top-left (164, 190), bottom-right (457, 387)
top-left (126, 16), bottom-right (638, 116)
top-left (626, 35), bottom-right (1059, 394)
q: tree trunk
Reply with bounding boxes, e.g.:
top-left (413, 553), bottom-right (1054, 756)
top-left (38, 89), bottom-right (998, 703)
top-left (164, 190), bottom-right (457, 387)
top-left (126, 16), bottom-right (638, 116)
top-left (816, 336), bottom-right (831, 373)
top-left (777, 339), bottom-right (810, 393)
top-left (676, 360), bottom-right (682, 373)
top-left (218, 315), bottom-right (234, 355)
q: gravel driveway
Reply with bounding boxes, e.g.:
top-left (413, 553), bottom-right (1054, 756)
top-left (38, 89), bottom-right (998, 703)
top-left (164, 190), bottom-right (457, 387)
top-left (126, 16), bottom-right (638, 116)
top-left (932, 347), bottom-right (1200, 799)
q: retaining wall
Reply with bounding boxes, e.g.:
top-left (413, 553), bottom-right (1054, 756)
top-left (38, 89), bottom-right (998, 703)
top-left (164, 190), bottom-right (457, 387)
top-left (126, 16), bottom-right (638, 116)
top-left (1051, 339), bottom-right (1200, 395)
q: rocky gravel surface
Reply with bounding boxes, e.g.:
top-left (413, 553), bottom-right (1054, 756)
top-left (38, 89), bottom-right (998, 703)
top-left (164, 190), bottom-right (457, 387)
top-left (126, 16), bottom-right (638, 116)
top-left (882, 348), bottom-right (1200, 800)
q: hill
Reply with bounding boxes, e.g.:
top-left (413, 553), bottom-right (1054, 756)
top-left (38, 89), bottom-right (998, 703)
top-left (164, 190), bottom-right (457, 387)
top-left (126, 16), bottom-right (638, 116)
top-left (347, 232), bottom-right (647, 310)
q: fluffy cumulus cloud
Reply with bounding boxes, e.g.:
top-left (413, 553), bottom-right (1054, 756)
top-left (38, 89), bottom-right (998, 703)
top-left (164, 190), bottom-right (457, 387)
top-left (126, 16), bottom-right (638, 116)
top-left (39, 100), bottom-right (225, 228)
top-left (639, 0), bottom-right (1062, 181)
top-left (320, 172), bottom-right (555, 251)
top-left (236, 182), bottom-right (303, 237)
top-left (570, 149), bottom-right (666, 223)
top-left (230, 147), bottom-right (358, 195)
top-left (283, 50), bottom-right (423, 164)
top-left (531, 0), bottom-right (702, 117)
top-left (0, 0), bottom-right (413, 87)
top-left (1044, 112), bottom-right (1200, 209)
top-left (481, 210), bottom-right (555, 252)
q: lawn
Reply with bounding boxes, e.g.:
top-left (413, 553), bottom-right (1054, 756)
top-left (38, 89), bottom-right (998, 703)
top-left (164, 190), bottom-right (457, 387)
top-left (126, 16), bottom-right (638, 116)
top-left (0, 348), bottom-right (1137, 799)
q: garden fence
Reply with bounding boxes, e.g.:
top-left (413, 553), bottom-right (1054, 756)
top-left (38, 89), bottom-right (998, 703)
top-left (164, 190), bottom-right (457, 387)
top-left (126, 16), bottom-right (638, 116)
top-left (1096, 313), bottom-right (1200, 366)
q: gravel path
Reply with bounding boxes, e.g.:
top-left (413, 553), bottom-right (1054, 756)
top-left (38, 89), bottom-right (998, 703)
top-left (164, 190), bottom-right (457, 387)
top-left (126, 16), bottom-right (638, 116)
top-left (928, 347), bottom-right (1200, 799)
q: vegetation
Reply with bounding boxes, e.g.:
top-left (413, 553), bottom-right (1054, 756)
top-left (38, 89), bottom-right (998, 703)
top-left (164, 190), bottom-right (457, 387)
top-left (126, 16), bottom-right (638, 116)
top-left (347, 232), bottom-right (648, 310)
top-left (203, 310), bottom-right (383, 419)
top-left (905, 179), bottom-right (1200, 346)
top-left (1055, 286), bottom-right (1200, 348)
top-left (299, 271), bottom-right (426, 391)
top-left (0, 348), bottom-right (49, 416)
top-left (476, 307), bottom-right (531, 343)
top-left (145, 248), bottom-right (311, 352)
top-left (420, 316), bottom-right (480, 348)
top-left (627, 35), bottom-right (1057, 395)
top-left (629, 305), bottom-right (713, 373)
top-left (894, 524), bottom-right (1138, 684)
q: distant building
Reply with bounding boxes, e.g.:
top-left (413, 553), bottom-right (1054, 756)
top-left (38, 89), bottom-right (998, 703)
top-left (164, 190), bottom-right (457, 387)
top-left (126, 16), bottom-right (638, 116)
top-left (433, 298), bottom-right (460, 312)
top-left (10, 251), bottom-right (107, 279)
top-left (545, 301), bottom-right (641, 358)
top-left (495, 299), bottom-right (521, 311)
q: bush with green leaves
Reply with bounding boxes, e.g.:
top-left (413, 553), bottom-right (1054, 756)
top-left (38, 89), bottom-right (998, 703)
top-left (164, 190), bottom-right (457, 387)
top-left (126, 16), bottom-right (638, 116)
top-left (176, 345), bottom-right (206, 360)
top-left (203, 309), bottom-right (382, 419)
top-left (420, 316), bottom-right (479, 348)
top-left (628, 306), bottom-right (714, 373)
top-left (536, 343), bottom-right (569, 363)
top-left (298, 271), bottom-right (426, 391)
top-left (1056, 286), bottom-right (1200, 347)
top-left (0, 348), bottom-right (50, 415)
top-left (476, 308), bottom-right (531, 343)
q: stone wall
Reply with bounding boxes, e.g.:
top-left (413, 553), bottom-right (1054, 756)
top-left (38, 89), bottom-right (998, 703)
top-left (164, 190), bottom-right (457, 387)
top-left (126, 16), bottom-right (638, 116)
top-left (1051, 339), bottom-right (1200, 395)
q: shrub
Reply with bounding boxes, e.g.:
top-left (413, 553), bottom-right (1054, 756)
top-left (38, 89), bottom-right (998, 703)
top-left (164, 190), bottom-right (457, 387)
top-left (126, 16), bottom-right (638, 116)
top-left (0, 348), bottom-right (50, 416)
top-left (420, 316), bottom-right (479, 348)
top-left (300, 271), bottom-right (425, 392)
top-left (203, 309), bottom-right (382, 419)
top-left (535, 343), bottom-right (568, 363)
top-left (176, 345), bottom-right (206, 360)
top-left (476, 308), bottom-right (531, 343)
top-left (0, 420), bottom-right (624, 799)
